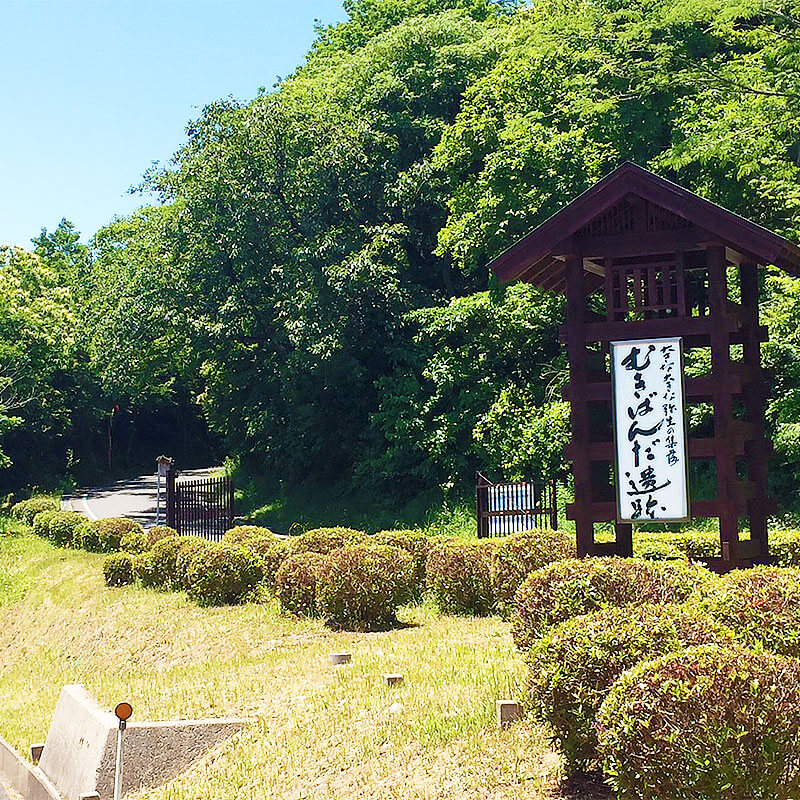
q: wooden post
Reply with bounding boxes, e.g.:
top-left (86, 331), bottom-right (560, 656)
top-left (740, 260), bottom-right (769, 563)
top-left (565, 254), bottom-right (595, 556)
top-left (707, 245), bottom-right (740, 566)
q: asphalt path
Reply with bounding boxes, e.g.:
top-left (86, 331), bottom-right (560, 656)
top-left (69, 467), bottom-right (216, 529)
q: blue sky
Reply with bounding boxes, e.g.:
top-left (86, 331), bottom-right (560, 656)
top-left (0, 0), bottom-right (347, 247)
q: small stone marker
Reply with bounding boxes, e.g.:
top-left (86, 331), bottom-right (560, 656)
top-left (30, 742), bottom-right (45, 762)
top-left (496, 700), bottom-right (522, 729)
top-left (384, 673), bottom-right (404, 686)
top-left (329, 652), bottom-right (352, 666)
top-left (79, 794), bottom-right (101, 800)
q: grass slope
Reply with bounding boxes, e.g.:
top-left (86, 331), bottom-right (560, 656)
top-left (0, 532), bottom-right (560, 799)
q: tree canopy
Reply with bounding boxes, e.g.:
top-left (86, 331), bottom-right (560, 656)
top-left (4, 0), bottom-right (800, 506)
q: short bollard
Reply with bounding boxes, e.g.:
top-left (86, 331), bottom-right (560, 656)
top-left (30, 742), bottom-right (45, 762)
top-left (329, 652), bottom-right (352, 666)
top-left (496, 700), bottom-right (522, 729)
top-left (384, 673), bottom-right (404, 686)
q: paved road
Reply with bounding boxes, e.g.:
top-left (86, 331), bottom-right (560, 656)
top-left (68, 467), bottom-right (217, 529)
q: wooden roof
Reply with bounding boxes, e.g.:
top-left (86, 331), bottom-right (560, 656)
top-left (489, 162), bottom-right (800, 292)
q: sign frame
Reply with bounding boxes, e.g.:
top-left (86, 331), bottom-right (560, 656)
top-left (610, 336), bottom-right (691, 524)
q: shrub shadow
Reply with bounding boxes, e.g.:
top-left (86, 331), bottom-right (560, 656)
top-left (555, 771), bottom-right (612, 799)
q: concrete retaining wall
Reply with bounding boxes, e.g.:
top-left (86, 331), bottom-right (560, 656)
top-left (0, 733), bottom-right (61, 800)
top-left (39, 685), bottom-right (245, 800)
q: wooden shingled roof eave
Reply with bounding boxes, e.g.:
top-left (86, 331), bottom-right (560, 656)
top-left (489, 162), bottom-right (800, 290)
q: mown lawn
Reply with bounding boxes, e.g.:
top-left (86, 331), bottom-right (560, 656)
top-left (0, 530), bottom-right (564, 800)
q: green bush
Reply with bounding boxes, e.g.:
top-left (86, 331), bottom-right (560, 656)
top-left (76, 520), bottom-right (101, 551)
top-left (103, 553), bottom-right (135, 587)
top-left (222, 525), bottom-right (276, 544)
top-left (275, 552), bottom-right (331, 617)
top-left (11, 497), bottom-right (58, 525)
top-left (596, 645), bottom-right (800, 800)
top-left (32, 510), bottom-right (57, 539)
top-left (426, 539), bottom-right (497, 615)
top-left (317, 544), bottom-right (414, 631)
top-left (527, 604), bottom-right (735, 772)
top-left (694, 566), bottom-right (800, 657)
top-left (182, 541), bottom-right (265, 606)
top-left (490, 529), bottom-right (575, 616)
top-left (147, 525), bottom-right (177, 548)
top-left (511, 557), bottom-right (714, 651)
top-left (289, 527), bottom-right (366, 555)
top-left (136, 535), bottom-right (182, 589)
top-left (260, 539), bottom-right (292, 591)
top-left (370, 529), bottom-right (430, 600)
top-left (769, 530), bottom-right (800, 567)
top-left (93, 518), bottom-right (143, 552)
top-left (120, 528), bottom-right (149, 554)
top-left (634, 536), bottom-right (688, 561)
top-left (45, 511), bottom-right (85, 546)
top-left (174, 536), bottom-right (213, 590)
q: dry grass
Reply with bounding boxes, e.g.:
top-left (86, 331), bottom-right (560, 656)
top-left (0, 531), bottom-right (572, 800)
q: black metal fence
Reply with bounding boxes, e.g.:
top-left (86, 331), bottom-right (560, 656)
top-left (166, 469), bottom-right (234, 540)
top-left (476, 471), bottom-right (558, 537)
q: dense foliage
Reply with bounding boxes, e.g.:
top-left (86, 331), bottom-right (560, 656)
top-left (526, 604), bottom-right (734, 771)
top-left (511, 557), bottom-right (713, 650)
top-left (597, 646), bottom-right (800, 800)
top-left (4, 0), bottom-right (800, 509)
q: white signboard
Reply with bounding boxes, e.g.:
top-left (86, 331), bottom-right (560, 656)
top-left (611, 337), bottom-right (689, 522)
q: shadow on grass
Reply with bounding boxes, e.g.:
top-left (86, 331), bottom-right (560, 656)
top-left (556, 771), bottom-right (612, 799)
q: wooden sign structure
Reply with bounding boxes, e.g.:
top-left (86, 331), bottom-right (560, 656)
top-left (490, 163), bottom-right (800, 571)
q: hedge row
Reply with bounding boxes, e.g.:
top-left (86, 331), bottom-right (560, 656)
top-left (635, 528), bottom-right (800, 567)
top-left (28, 508), bottom-right (149, 554)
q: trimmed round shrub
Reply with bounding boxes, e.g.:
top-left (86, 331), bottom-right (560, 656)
top-left (426, 539), bottom-right (497, 615)
top-left (174, 536), bottom-right (213, 590)
top-left (317, 544), bottom-right (414, 631)
top-left (596, 645), bottom-right (800, 800)
top-left (32, 510), bottom-right (58, 539)
top-left (137, 535), bottom-right (182, 589)
top-left (182, 542), bottom-right (265, 606)
top-left (289, 527), bottom-right (366, 555)
top-left (490, 529), bottom-right (575, 616)
top-left (12, 497), bottom-right (58, 525)
top-left (371, 529), bottom-right (430, 600)
top-left (527, 604), bottom-right (735, 771)
top-left (260, 539), bottom-right (292, 591)
top-left (222, 525), bottom-right (276, 545)
top-left (120, 528), bottom-right (148, 554)
top-left (75, 520), bottom-right (101, 551)
top-left (103, 553), bottom-right (135, 587)
top-left (147, 525), bottom-right (177, 548)
top-left (45, 511), bottom-right (84, 546)
top-left (694, 566), bottom-right (800, 657)
top-left (93, 518), bottom-right (143, 552)
top-left (275, 552), bottom-right (331, 617)
top-left (512, 557), bottom-right (714, 650)
top-left (634, 536), bottom-right (687, 561)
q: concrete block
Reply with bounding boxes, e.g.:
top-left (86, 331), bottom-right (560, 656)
top-left (30, 743), bottom-right (45, 763)
top-left (496, 700), bottom-right (522, 729)
top-left (329, 652), bottom-right (351, 665)
top-left (39, 685), bottom-right (245, 800)
top-left (384, 673), bottom-right (404, 686)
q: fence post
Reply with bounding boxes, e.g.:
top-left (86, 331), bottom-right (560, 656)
top-left (227, 476), bottom-right (235, 531)
top-left (550, 478), bottom-right (558, 530)
top-left (166, 465), bottom-right (176, 531)
top-left (476, 471), bottom-right (490, 538)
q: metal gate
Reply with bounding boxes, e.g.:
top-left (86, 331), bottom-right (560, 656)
top-left (476, 471), bottom-right (558, 537)
top-left (166, 469), bottom-right (234, 540)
